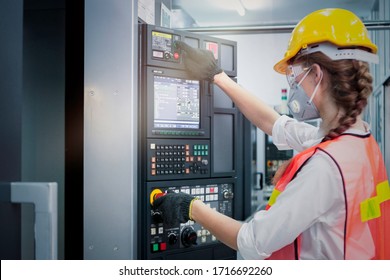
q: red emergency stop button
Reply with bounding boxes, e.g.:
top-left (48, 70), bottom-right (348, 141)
top-left (173, 52), bottom-right (180, 60)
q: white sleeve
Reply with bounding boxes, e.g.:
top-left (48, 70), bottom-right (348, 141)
top-left (237, 151), bottom-right (343, 260)
top-left (271, 115), bottom-right (323, 152)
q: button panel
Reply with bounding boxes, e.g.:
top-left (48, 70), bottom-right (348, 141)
top-left (148, 182), bottom-right (234, 254)
top-left (151, 31), bottom-right (181, 63)
top-left (147, 139), bottom-right (210, 180)
top-left (152, 130), bottom-right (205, 136)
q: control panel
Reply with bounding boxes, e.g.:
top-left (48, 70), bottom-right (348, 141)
top-left (147, 139), bottom-right (210, 180)
top-left (139, 24), bottom-right (240, 260)
top-left (146, 180), bottom-right (234, 258)
top-left (151, 31), bottom-right (181, 63)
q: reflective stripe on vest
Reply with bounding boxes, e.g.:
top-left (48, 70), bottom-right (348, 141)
top-left (266, 134), bottom-right (390, 260)
top-left (360, 180), bottom-right (390, 222)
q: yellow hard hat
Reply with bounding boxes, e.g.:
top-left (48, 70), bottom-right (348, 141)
top-left (274, 8), bottom-right (378, 74)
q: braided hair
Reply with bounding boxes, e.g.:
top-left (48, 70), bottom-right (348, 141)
top-left (297, 52), bottom-right (373, 140)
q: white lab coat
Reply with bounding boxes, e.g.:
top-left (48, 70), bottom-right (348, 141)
top-left (237, 115), bottom-right (370, 260)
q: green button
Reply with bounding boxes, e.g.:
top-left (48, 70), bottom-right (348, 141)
top-left (152, 243), bottom-right (159, 252)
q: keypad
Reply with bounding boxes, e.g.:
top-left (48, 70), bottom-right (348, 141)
top-left (149, 142), bottom-right (210, 177)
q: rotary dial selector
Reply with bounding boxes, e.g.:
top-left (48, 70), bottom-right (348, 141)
top-left (223, 190), bottom-right (234, 199)
top-left (151, 210), bottom-right (163, 224)
top-left (181, 226), bottom-right (197, 247)
top-left (168, 233), bottom-right (178, 245)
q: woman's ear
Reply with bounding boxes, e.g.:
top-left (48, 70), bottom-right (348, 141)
top-left (311, 63), bottom-right (323, 83)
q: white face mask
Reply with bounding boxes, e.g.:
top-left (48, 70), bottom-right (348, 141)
top-left (287, 67), bottom-right (323, 121)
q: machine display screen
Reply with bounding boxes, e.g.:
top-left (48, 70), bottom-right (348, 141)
top-left (153, 75), bottom-right (200, 129)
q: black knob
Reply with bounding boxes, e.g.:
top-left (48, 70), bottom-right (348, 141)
top-left (223, 191), bottom-right (234, 199)
top-left (151, 210), bottom-right (163, 224)
top-left (181, 227), bottom-right (197, 247)
top-left (168, 233), bottom-right (178, 245)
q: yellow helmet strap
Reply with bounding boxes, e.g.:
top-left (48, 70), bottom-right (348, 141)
top-left (298, 42), bottom-right (379, 64)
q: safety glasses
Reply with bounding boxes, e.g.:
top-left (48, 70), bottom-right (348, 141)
top-left (286, 63), bottom-right (311, 87)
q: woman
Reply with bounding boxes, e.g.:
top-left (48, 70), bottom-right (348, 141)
top-left (153, 8), bottom-right (390, 259)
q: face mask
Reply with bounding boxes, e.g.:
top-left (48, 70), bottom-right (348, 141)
top-left (287, 68), bottom-right (322, 121)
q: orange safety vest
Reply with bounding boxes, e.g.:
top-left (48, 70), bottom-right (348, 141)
top-left (265, 133), bottom-right (390, 259)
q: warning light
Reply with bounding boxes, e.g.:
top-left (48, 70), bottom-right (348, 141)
top-left (173, 52), bottom-right (180, 60)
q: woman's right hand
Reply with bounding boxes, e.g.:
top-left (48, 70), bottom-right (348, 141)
top-left (175, 41), bottom-right (222, 82)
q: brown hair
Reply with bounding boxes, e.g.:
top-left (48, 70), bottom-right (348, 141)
top-left (297, 52), bottom-right (373, 140)
top-left (272, 52), bottom-right (373, 186)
